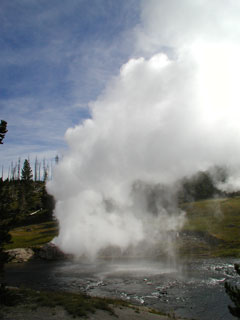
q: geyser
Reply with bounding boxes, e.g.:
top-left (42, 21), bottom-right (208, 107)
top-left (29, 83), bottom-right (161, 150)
top-left (47, 0), bottom-right (240, 259)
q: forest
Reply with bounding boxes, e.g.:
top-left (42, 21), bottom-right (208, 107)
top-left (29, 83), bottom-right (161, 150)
top-left (0, 158), bottom-right (55, 227)
top-left (0, 121), bottom-right (54, 284)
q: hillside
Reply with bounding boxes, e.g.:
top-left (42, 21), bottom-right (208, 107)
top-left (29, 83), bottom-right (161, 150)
top-left (5, 196), bottom-right (240, 258)
top-left (179, 197), bottom-right (240, 257)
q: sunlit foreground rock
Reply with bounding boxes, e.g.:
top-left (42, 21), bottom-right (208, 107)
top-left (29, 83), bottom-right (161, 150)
top-left (7, 248), bottom-right (35, 263)
top-left (7, 243), bottom-right (72, 263)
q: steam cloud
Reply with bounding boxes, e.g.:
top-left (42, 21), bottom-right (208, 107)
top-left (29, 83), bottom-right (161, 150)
top-left (48, 0), bottom-right (240, 259)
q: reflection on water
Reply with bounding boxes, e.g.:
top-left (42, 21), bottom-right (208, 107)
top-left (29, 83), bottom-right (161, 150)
top-left (5, 258), bottom-right (238, 319)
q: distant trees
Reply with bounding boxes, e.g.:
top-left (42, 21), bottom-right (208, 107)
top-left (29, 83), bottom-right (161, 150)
top-left (0, 121), bottom-right (56, 302)
top-left (1, 155), bottom-right (60, 181)
top-left (18, 159), bottom-right (36, 215)
top-left (0, 153), bottom-right (58, 221)
top-left (225, 264), bottom-right (240, 318)
top-left (5, 158), bottom-right (55, 222)
top-left (179, 171), bottom-right (216, 202)
top-left (0, 155), bottom-right (55, 234)
top-left (178, 167), bottom-right (227, 202)
top-left (0, 179), bottom-right (12, 270)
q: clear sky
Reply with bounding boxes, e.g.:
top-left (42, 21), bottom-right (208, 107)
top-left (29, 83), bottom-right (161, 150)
top-left (0, 0), bottom-right (140, 174)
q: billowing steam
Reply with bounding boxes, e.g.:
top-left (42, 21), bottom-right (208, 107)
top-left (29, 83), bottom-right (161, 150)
top-left (47, 0), bottom-right (240, 259)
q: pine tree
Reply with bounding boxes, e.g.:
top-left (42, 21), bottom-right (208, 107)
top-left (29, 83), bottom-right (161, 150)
top-left (21, 159), bottom-right (33, 181)
top-left (225, 264), bottom-right (240, 318)
top-left (0, 120), bottom-right (7, 144)
top-left (0, 180), bottom-right (12, 272)
top-left (19, 159), bottom-right (34, 214)
top-left (55, 154), bottom-right (59, 164)
top-left (0, 120), bottom-right (11, 299)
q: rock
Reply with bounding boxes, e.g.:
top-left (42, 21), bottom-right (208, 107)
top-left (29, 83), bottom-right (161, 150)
top-left (179, 230), bottom-right (224, 246)
top-left (34, 243), bottom-right (69, 260)
top-left (7, 243), bottom-right (71, 263)
top-left (7, 248), bottom-right (34, 263)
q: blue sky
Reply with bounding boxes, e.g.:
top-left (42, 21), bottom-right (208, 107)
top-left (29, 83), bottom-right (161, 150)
top-left (0, 0), bottom-right (140, 175)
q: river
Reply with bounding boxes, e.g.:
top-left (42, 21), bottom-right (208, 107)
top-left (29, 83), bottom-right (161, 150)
top-left (4, 257), bottom-right (239, 319)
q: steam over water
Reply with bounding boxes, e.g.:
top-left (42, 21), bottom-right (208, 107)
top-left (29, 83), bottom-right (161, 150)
top-left (4, 258), bottom-right (238, 320)
top-left (47, 0), bottom-right (240, 259)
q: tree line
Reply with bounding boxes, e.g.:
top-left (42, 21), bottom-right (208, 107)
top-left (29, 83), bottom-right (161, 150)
top-left (0, 120), bottom-right (55, 300)
top-left (1, 154), bottom-right (59, 182)
top-left (0, 120), bottom-right (9, 288)
top-left (178, 166), bottom-right (230, 203)
top-left (0, 158), bottom-right (55, 226)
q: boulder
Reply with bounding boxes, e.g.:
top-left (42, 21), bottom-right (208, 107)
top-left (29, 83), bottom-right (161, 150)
top-left (7, 248), bottom-right (34, 263)
top-left (34, 243), bottom-right (69, 260)
top-left (7, 243), bottom-right (71, 263)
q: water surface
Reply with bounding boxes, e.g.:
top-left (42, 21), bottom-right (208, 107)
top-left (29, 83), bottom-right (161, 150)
top-left (5, 257), bottom-right (238, 320)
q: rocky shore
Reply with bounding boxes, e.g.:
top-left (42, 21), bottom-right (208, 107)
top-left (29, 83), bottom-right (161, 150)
top-left (6, 243), bottom-right (70, 263)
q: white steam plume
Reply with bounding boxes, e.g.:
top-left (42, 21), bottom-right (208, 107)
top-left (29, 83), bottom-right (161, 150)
top-left (48, 0), bottom-right (240, 259)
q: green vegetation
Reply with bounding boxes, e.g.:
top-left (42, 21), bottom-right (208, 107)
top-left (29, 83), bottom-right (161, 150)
top-left (22, 288), bottom-right (115, 317)
top-left (0, 119), bottom-right (11, 295)
top-left (180, 197), bottom-right (240, 257)
top-left (1, 160), bottom-right (240, 260)
top-left (0, 156), bottom-right (55, 251)
top-left (0, 177), bottom-right (56, 251)
top-left (5, 221), bottom-right (58, 250)
top-left (178, 167), bottom-right (228, 202)
top-left (0, 175), bottom-right (55, 227)
top-left (0, 287), bottom-right (119, 317)
top-left (1, 287), bottom-right (183, 319)
top-left (0, 120), bottom-right (7, 145)
top-left (4, 195), bottom-right (240, 258)
top-left (0, 124), bottom-right (55, 303)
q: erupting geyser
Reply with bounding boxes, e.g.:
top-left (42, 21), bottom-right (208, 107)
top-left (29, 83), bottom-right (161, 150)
top-left (47, 0), bottom-right (240, 259)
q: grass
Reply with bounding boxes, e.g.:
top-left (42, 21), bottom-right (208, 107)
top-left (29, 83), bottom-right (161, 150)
top-left (1, 287), bottom-right (183, 319)
top-left (22, 288), bottom-right (115, 317)
top-left (180, 196), bottom-right (240, 257)
top-left (5, 220), bottom-right (58, 250)
top-left (1, 287), bottom-right (120, 318)
top-left (5, 196), bottom-right (240, 258)
top-left (2, 287), bottom-right (189, 319)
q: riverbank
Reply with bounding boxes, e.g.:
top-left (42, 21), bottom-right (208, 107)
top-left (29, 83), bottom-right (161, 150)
top-left (2, 197), bottom-right (240, 319)
top-left (4, 257), bottom-right (236, 320)
top-left (0, 287), bottom-right (174, 320)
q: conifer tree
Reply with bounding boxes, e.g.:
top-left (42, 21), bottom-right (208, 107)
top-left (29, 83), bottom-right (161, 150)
top-left (19, 159), bottom-right (35, 214)
top-left (0, 120), bottom-right (7, 144)
top-left (0, 120), bottom-right (10, 297)
top-left (21, 159), bottom-right (33, 181)
top-left (0, 181), bottom-right (12, 274)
